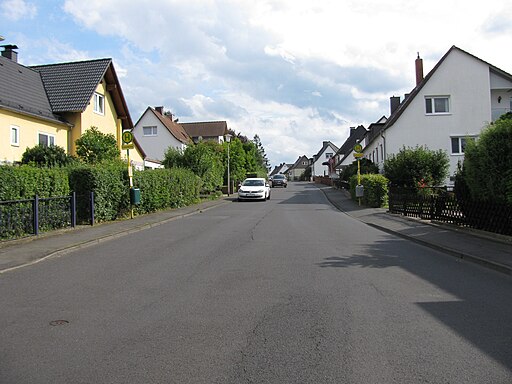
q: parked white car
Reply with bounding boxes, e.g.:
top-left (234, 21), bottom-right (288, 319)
top-left (238, 178), bottom-right (271, 201)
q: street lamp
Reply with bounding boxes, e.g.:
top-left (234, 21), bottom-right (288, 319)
top-left (225, 133), bottom-right (232, 196)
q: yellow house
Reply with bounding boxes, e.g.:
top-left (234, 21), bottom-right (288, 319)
top-left (0, 45), bottom-right (144, 166)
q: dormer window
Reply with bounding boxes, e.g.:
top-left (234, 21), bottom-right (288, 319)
top-left (94, 92), bottom-right (105, 115)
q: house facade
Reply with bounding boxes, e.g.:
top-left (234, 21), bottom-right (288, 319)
top-left (311, 141), bottom-right (339, 177)
top-left (286, 155), bottom-right (310, 181)
top-left (0, 45), bottom-right (143, 166)
top-left (133, 106), bottom-right (190, 165)
top-left (364, 46), bottom-right (512, 185)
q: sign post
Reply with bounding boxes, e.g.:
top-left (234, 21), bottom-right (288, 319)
top-left (122, 131), bottom-right (135, 218)
top-left (353, 143), bottom-right (364, 206)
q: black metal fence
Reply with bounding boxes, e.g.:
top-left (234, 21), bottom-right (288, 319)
top-left (0, 192), bottom-right (96, 241)
top-left (388, 187), bottom-right (512, 236)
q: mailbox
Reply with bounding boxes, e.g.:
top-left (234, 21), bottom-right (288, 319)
top-left (130, 188), bottom-right (141, 205)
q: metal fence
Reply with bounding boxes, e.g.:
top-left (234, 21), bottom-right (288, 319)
top-left (388, 187), bottom-right (512, 236)
top-left (0, 192), bottom-right (96, 241)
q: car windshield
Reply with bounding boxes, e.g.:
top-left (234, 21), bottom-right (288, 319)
top-left (274, 175), bottom-right (285, 180)
top-left (243, 179), bottom-right (265, 186)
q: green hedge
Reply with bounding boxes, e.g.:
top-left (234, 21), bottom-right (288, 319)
top-left (133, 167), bottom-right (202, 214)
top-left (0, 165), bottom-right (70, 200)
top-left (68, 163), bottom-right (129, 223)
top-left (350, 174), bottom-right (389, 208)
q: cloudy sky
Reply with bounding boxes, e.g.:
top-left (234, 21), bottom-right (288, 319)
top-left (2, 0), bottom-right (512, 168)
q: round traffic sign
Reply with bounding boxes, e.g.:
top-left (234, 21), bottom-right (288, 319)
top-left (354, 143), bottom-right (363, 153)
top-left (122, 131), bottom-right (133, 144)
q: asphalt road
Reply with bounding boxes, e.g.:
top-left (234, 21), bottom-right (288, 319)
top-left (1, 183), bottom-right (511, 383)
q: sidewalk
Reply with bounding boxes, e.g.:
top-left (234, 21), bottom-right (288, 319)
top-left (317, 185), bottom-right (512, 276)
top-left (0, 197), bottom-right (230, 274)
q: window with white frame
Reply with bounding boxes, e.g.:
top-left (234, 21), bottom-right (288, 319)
top-left (143, 126), bottom-right (158, 136)
top-left (93, 92), bottom-right (105, 115)
top-left (451, 136), bottom-right (475, 155)
top-left (11, 125), bottom-right (19, 146)
top-left (425, 96), bottom-right (450, 114)
top-left (39, 132), bottom-right (55, 147)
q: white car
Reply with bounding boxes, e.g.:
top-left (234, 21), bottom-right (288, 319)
top-left (238, 178), bottom-right (271, 201)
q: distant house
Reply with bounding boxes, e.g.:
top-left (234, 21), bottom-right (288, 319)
top-left (180, 121), bottom-right (228, 144)
top-left (286, 155), bottom-right (310, 181)
top-left (363, 46), bottom-right (512, 185)
top-left (133, 106), bottom-right (190, 167)
top-left (269, 162), bottom-right (292, 177)
top-left (333, 117), bottom-right (388, 174)
top-left (311, 141), bottom-right (339, 177)
top-left (0, 45), bottom-right (144, 166)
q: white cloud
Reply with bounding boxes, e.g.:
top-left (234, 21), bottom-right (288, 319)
top-left (1, 0), bottom-right (37, 21)
top-left (55, 0), bottom-right (512, 167)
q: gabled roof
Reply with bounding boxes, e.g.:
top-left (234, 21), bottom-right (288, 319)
top-left (180, 121), bottom-right (227, 138)
top-left (146, 107), bottom-right (190, 144)
top-left (0, 55), bottom-right (69, 126)
top-left (288, 155), bottom-right (310, 171)
top-left (313, 141), bottom-right (339, 161)
top-left (383, 45), bottom-right (512, 133)
top-left (31, 58), bottom-right (133, 130)
top-left (333, 125), bottom-right (368, 167)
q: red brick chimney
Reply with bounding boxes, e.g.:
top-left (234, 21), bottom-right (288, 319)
top-left (415, 52), bottom-right (423, 86)
top-left (155, 106), bottom-right (164, 115)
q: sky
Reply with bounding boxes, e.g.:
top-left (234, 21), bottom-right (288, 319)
top-left (2, 0), bottom-right (512, 169)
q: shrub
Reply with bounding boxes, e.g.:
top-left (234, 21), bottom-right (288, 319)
top-left (350, 173), bottom-right (389, 207)
top-left (341, 158), bottom-right (379, 181)
top-left (460, 117), bottom-right (512, 204)
top-left (21, 145), bottom-right (74, 168)
top-left (75, 126), bottom-right (120, 164)
top-left (384, 146), bottom-right (449, 188)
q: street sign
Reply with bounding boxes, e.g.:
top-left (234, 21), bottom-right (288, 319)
top-left (354, 152), bottom-right (364, 158)
top-left (353, 143), bottom-right (363, 153)
top-left (122, 131), bottom-right (134, 149)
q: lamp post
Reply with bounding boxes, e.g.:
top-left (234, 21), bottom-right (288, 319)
top-left (225, 133), bottom-right (232, 196)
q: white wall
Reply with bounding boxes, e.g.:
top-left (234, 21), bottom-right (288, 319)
top-left (385, 49), bottom-right (493, 183)
top-left (133, 110), bottom-right (187, 161)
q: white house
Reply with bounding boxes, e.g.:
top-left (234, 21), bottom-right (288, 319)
top-left (133, 106), bottom-right (190, 166)
top-left (311, 141), bottom-right (339, 177)
top-left (364, 46), bottom-right (512, 185)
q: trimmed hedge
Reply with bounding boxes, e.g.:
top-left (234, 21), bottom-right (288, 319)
top-left (68, 162), bottom-right (128, 223)
top-left (350, 174), bottom-right (389, 208)
top-left (0, 165), bottom-right (70, 200)
top-left (133, 167), bottom-right (202, 214)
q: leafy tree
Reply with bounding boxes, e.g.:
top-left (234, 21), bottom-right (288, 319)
top-left (253, 134), bottom-right (270, 172)
top-left (163, 147), bottom-right (185, 168)
top-left (340, 158), bottom-right (379, 182)
top-left (459, 117), bottom-right (512, 204)
top-left (181, 141), bottom-right (223, 193)
top-left (223, 138), bottom-right (247, 186)
top-left (75, 126), bottom-right (120, 164)
top-left (21, 144), bottom-right (74, 167)
top-left (384, 146), bottom-right (449, 188)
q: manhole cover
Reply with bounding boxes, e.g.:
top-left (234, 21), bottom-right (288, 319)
top-left (49, 320), bottom-right (69, 326)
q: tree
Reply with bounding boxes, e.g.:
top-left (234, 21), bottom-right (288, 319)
top-left (223, 138), bottom-right (246, 186)
top-left (181, 141), bottom-right (223, 193)
top-left (75, 126), bottom-right (120, 164)
top-left (21, 144), bottom-right (74, 167)
top-left (162, 147), bottom-right (185, 168)
top-left (459, 116), bottom-right (512, 204)
top-left (384, 146), bottom-right (449, 188)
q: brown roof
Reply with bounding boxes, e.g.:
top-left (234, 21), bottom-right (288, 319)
top-left (180, 121), bottom-right (227, 138)
top-left (151, 108), bottom-right (190, 144)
